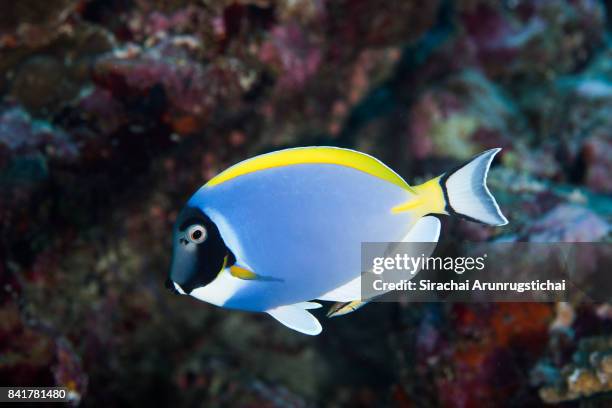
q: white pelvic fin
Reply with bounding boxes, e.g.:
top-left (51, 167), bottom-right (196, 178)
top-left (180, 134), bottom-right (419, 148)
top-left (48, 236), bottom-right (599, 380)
top-left (294, 301), bottom-right (322, 310)
top-left (267, 304), bottom-right (322, 335)
top-left (401, 215), bottom-right (440, 243)
top-left (317, 275), bottom-right (361, 302)
top-left (443, 148), bottom-right (508, 226)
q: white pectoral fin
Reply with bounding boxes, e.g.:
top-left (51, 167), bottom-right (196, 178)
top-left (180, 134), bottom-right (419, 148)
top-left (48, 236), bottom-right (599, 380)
top-left (266, 304), bottom-right (323, 335)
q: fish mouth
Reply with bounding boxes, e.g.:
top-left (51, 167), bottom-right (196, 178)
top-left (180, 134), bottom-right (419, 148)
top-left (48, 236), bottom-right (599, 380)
top-left (166, 278), bottom-right (189, 295)
top-left (165, 278), bottom-right (181, 294)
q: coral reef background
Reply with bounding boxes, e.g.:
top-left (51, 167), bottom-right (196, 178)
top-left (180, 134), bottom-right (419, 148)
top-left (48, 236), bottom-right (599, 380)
top-left (1, 0), bottom-right (611, 406)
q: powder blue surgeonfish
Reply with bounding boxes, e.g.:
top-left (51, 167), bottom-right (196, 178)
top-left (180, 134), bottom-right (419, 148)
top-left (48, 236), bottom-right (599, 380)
top-left (167, 147), bottom-right (508, 335)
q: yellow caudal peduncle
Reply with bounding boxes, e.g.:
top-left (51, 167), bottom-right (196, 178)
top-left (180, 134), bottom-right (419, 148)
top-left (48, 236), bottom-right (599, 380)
top-left (392, 175), bottom-right (448, 215)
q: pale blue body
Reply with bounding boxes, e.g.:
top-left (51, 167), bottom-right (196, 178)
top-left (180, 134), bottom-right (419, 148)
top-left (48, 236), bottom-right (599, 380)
top-left (188, 163), bottom-right (416, 311)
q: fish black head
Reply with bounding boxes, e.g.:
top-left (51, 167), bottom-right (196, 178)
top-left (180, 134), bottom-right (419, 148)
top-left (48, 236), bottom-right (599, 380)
top-left (167, 206), bottom-right (234, 295)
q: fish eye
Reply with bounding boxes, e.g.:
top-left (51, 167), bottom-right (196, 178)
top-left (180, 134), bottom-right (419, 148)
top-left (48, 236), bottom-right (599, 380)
top-left (186, 224), bottom-right (207, 244)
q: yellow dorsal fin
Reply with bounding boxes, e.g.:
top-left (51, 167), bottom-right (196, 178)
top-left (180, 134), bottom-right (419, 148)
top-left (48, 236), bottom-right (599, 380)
top-left (206, 147), bottom-right (415, 192)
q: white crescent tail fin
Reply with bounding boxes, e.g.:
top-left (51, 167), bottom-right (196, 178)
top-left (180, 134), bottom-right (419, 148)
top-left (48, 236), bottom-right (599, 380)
top-left (441, 148), bottom-right (508, 226)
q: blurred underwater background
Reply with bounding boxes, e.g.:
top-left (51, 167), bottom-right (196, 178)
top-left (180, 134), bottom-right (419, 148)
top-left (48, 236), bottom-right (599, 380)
top-left (1, 0), bottom-right (612, 406)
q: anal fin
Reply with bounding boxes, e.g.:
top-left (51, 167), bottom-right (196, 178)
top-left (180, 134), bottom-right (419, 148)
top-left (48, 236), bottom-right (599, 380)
top-left (327, 300), bottom-right (369, 318)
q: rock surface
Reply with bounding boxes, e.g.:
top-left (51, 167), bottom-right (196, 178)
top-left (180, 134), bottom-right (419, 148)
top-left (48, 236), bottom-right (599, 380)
top-left (0, 1), bottom-right (611, 406)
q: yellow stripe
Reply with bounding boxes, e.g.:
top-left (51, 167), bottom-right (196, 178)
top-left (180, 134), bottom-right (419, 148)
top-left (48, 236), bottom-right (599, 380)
top-left (206, 147), bottom-right (414, 192)
top-left (229, 265), bottom-right (258, 280)
top-left (218, 255), bottom-right (229, 275)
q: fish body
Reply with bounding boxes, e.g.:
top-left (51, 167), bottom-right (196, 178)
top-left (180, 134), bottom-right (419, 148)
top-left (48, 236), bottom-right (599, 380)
top-left (191, 162), bottom-right (419, 312)
top-left (167, 147), bottom-right (508, 335)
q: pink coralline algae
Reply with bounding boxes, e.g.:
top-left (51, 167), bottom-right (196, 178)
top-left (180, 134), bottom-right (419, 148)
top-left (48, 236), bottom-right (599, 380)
top-left (259, 23), bottom-right (322, 91)
top-left (0, 0), bottom-right (77, 49)
top-left (533, 309), bottom-right (612, 403)
top-left (526, 204), bottom-right (610, 242)
top-left (0, 106), bottom-right (78, 169)
top-left (581, 134), bottom-right (612, 194)
top-left (91, 32), bottom-right (254, 136)
top-left (407, 71), bottom-right (517, 160)
top-left (459, 0), bottom-right (606, 79)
